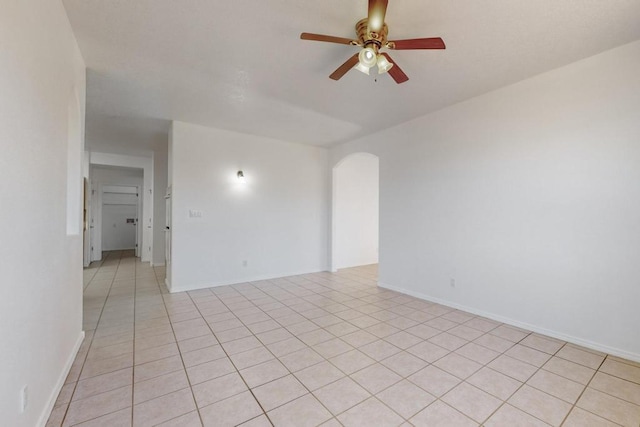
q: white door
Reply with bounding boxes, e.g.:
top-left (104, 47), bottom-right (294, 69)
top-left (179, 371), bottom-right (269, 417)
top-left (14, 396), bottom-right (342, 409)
top-left (101, 186), bottom-right (139, 252)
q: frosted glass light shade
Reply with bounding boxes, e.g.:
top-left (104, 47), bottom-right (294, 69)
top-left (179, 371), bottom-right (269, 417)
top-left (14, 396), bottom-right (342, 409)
top-left (355, 62), bottom-right (371, 75)
top-left (377, 55), bottom-right (394, 74)
top-left (358, 47), bottom-right (377, 68)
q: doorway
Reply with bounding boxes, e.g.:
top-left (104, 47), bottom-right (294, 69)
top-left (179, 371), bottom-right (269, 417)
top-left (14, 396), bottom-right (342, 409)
top-left (89, 164), bottom-right (145, 262)
top-left (332, 153), bottom-right (380, 271)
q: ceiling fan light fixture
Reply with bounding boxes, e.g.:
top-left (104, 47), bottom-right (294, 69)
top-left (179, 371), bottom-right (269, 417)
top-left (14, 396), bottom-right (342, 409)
top-left (376, 54), bottom-right (394, 74)
top-left (355, 62), bottom-right (371, 75)
top-left (358, 47), bottom-right (378, 69)
top-left (300, 0), bottom-right (445, 83)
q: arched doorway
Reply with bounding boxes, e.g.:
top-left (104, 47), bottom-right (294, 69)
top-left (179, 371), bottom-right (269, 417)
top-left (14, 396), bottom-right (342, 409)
top-left (332, 153), bottom-right (379, 271)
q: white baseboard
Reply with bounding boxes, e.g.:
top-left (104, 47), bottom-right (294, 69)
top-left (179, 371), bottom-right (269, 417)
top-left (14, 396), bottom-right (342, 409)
top-left (379, 282), bottom-right (640, 364)
top-left (169, 268), bottom-right (327, 294)
top-left (151, 262), bottom-right (165, 267)
top-left (37, 330), bottom-right (85, 427)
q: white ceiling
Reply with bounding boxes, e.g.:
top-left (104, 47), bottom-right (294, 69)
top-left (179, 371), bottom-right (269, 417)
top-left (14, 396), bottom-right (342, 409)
top-left (62, 0), bottom-right (640, 149)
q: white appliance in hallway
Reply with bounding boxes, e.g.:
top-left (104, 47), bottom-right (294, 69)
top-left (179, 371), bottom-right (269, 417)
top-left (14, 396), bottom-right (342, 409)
top-left (101, 185), bottom-right (140, 253)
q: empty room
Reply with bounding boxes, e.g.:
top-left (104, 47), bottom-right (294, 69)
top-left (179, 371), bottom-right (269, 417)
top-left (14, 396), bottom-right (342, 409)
top-left (1, 0), bottom-right (640, 426)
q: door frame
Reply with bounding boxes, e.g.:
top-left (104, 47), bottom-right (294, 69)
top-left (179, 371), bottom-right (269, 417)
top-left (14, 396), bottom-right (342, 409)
top-left (92, 183), bottom-right (142, 259)
top-left (164, 186), bottom-right (172, 290)
top-left (83, 177), bottom-right (91, 267)
top-left (87, 152), bottom-right (153, 263)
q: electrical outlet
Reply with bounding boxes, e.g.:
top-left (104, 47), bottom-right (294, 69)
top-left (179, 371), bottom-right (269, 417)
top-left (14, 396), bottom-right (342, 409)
top-left (20, 385), bottom-right (28, 413)
top-left (450, 278), bottom-right (456, 288)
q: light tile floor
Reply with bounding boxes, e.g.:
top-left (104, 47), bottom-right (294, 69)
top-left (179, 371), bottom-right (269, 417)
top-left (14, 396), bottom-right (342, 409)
top-left (47, 251), bottom-right (640, 426)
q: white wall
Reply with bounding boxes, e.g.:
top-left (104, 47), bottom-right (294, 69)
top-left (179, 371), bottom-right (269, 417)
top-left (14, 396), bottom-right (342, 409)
top-left (0, 1), bottom-right (86, 425)
top-left (331, 40), bottom-right (640, 361)
top-left (91, 165), bottom-right (144, 184)
top-left (333, 153), bottom-right (379, 270)
top-left (169, 121), bottom-right (329, 292)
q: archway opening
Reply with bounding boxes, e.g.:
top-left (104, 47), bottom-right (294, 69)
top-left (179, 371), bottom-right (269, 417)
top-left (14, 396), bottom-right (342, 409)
top-left (332, 153), bottom-right (379, 271)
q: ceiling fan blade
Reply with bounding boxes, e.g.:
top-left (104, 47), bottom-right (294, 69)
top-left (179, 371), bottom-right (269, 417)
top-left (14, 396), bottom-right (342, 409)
top-left (300, 33), bottom-right (355, 45)
top-left (368, 0), bottom-right (389, 33)
top-left (388, 37), bottom-right (446, 50)
top-left (329, 54), bottom-right (360, 81)
top-left (381, 53), bottom-right (409, 84)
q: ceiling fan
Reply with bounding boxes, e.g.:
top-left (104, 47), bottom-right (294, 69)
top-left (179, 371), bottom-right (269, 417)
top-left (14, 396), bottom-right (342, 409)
top-left (300, 0), bottom-right (445, 84)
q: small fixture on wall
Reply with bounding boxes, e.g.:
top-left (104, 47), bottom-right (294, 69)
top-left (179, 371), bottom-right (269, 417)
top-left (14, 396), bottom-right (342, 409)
top-left (237, 170), bottom-right (246, 184)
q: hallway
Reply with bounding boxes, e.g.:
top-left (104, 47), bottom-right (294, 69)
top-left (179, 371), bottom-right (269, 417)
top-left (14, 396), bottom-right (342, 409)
top-left (47, 252), bottom-right (640, 426)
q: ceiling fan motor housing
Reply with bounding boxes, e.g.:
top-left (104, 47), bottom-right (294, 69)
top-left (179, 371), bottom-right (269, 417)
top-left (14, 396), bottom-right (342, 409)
top-left (356, 18), bottom-right (389, 51)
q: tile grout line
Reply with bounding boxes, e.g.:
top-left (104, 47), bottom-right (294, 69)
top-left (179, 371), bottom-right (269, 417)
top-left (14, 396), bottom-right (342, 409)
top-left (51, 261), bottom-right (639, 427)
top-left (153, 267), bottom-right (208, 427)
top-left (451, 334), bottom-right (608, 425)
top-left (60, 255), bottom-right (108, 421)
top-left (183, 288), bottom-right (279, 426)
top-left (308, 309), bottom-right (510, 423)
top-left (470, 332), bottom-right (558, 426)
top-left (204, 280), bottom-right (412, 424)
top-left (471, 337), bottom-right (615, 426)
top-left (203, 267), bottom-right (631, 425)
top-left (193, 280), bottom-right (514, 424)
top-left (210, 274), bottom-right (484, 421)
top-left (63, 251), bottom-right (125, 426)
top-left (198, 277), bottom-right (395, 422)
top-left (322, 313), bottom-right (579, 425)
top-left (365, 320), bottom-right (529, 425)
top-left (130, 253), bottom-right (137, 426)
top-left (190, 280), bottom-right (489, 424)
top-left (82, 257), bottom-right (101, 291)
top-left (558, 355), bottom-right (611, 427)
